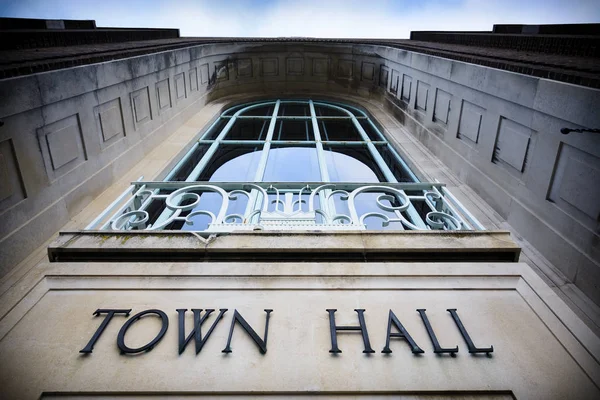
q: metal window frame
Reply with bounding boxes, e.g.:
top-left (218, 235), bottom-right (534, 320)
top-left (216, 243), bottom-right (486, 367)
top-left (86, 99), bottom-right (485, 232)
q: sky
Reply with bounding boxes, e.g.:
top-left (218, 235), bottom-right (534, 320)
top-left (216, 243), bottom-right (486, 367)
top-left (1, 0), bottom-right (599, 38)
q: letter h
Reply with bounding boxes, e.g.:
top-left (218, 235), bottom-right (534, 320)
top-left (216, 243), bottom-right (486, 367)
top-left (326, 309), bottom-right (375, 353)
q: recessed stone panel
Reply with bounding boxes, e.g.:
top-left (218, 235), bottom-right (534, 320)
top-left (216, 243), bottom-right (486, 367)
top-left (390, 70), bottom-right (400, 95)
top-left (237, 58), bottom-right (253, 78)
top-left (0, 153), bottom-right (11, 201)
top-left (379, 65), bottom-right (389, 88)
top-left (338, 59), bottom-right (353, 79)
top-left (401, 74), bottom-right (412, 102)
top-left (361, 62), bottom-right (375, 81)
top-left (416, 81), bottom-right (430, 111)
top-left (189, 67), bottom-right (198, 92)
top-left (433, 89), bottom-right (452, 125)
top-left (261, 58), bottom-right (279, 76)
top-left (47, 126), bottom-right (78, 169)
top-left (174, 73), bottom-right (186, 101)
top-left (312, 58), bottom-right (328, 76)
top-left (199, 63), bottom-right (209, 84)
top-left (493, 117), bottom-right (534, 173)
top-left (457, 100), bottom-right (484, 144)
top-left (2, 262), bottom-right (598, 400)
top-left (286, 57), bottom-right (304, 75)
top-left (95, 98), bottom-right (125, 146)
top-left (548, 143), bottom-right (600, 223)
top-left (130, 87), bottom-right (151, 128)
top-left (156, 78), bottom-right (171, 112)
top-left (214, 61), bottom-right (229, 81)
top-left (0, 139), bottom-right (25, 207)
top-left (37, 114), bottom-right (86, 181)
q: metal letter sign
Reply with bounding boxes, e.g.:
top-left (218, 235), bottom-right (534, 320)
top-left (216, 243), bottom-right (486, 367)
top-left (447, 309), bottom-right (494, 355)
top-left (177, 309), bottom-right (228, 354)
top-left (222, 309), bottom-right (273, 354)
top-left (326, 309), bottom-right (375, 353)
top-left (381, 309), bottom-right (424, 354)
top-left (79, 309), bottom-right (131, 354)
top-left (117, 309), bottom-right (169, 354)
top-left (417, 309), bottom-right (458, 356)
top-left (79, 307), bottom-right (493, 357)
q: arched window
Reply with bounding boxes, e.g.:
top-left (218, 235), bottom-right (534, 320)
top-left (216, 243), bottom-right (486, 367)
top-left (88, 100), bottom-right (483, 232)
top-left (169, 99), bottom-right (416, 183)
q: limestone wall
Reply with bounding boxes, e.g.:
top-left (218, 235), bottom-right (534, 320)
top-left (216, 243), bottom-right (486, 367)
top-left (0, 260), bottom-right (599, 399)
top-left (0, 41), bottom-right (598, 304)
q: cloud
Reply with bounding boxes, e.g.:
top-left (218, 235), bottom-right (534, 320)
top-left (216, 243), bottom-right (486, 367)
top-left (1, 0), bottom-right (599, 38)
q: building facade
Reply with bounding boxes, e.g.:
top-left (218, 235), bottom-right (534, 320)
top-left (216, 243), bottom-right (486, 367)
top-left (0, 19), bottom-right (599, 399)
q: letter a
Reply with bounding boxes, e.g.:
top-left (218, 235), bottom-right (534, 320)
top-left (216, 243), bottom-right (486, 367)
top-left (381, 309), bottom-right (424, 354)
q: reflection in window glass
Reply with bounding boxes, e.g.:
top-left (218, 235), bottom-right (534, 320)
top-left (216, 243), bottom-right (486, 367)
top-left (179, 191), bottom-right (229, 231)
top-left (159, 99), bottom-right (421, 232)
top-left (319, 119), bottom-right (363, 141)
top-left (202, 117), bottom-right (230, 140)
top-left (225, 119), bottom-right (269, 140)
top-left (324, 150), bottom-right (379, 182)
top-left (314, 105), bottom-right (347, 117)
top-left (273, 119), bottom-right (314, 141)
top-left (263, 147), bottom-right (320, 181)
top-left (324, 145), bottom-right (385, 182)
top-left (378, 145), bottom-right (416, 182)
top-left (171, 144), bottom-right (210, 181)
top-left (354, 192), bottom-right (403, 230)
top-left (198, 145), bottom-right (263, 181)
top-left (358, 119), bottom-right (383, 141)
top-left (279, 103), bottom-right (309, 116)
top-left (240, 104), bottom-right (274, 116)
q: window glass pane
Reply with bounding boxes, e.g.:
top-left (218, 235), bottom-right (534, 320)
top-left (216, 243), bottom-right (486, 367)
top-left (202, 117), bottom-right (230, 140)
top-left (378, 145), bottom-right (417, 182)
top-left (240, 104), bottom-right (275, 116)
top-left (344, 105), bottom-right (367, 117)
top-left (314, 104), bottom-right (348, 117)
top-left (222, 104), bottom-right (247, 116)
top-left (198, 144), bottom-right (263, 181)
top-left (324, 145), bottom-right (386, 182)
top-left (358, 119), bottom-right (383, 141)
top-left (172, 189), bottom-right (252, 231)
top-left (279, 103), bottom-right (309, 116)
top-left (170, 144), bottom-right (211, 181)
top-left (273, 119), bottom-right (314, 141)
top-left (225, 118), bottom-right (270, 140)
top-left (319, 119), bottom-right (364, 141)
top-left (263, 146), bottom-right (321, 181)
top-left (324, 149), bottom-right (379, 182)
top-left (354, 192), bottom-right (404, 230)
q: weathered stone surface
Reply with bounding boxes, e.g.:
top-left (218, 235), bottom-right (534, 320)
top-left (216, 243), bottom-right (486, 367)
top-left (0, 261), bottom-right (598, 399)
top-left (0, 40), bottom-right (597, 323)
top-left (48, 231), bottom-right (520, 263)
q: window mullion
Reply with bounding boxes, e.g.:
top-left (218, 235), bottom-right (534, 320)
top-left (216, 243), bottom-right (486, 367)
top-left (309, 100), bottom-right (335, 224)
top-left (242, 100), bottom-right (281, 225)
top-left (253, 100), bottom-right (280, 181)
top-left (150, 106), bottom-right (253, 229)
top-left (309, 100), bottom-right (330, 182)
top-left (185, 118), bottom-right (235, 181)
top-left (351, 117), bottom-right (427, 229)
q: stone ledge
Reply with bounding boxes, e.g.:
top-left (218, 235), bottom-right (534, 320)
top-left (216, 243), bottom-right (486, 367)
top-left (48, 230), bottom-right (521, 263)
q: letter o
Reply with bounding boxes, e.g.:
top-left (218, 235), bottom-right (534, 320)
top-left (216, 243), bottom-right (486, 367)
top-left (117, 309), bottom-right (169, 354)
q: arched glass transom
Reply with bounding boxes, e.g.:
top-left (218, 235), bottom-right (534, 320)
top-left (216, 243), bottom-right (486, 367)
top-left (87, 99), bottom-right (484, 232)
top-left (170, 99), bottom-right (418, 183)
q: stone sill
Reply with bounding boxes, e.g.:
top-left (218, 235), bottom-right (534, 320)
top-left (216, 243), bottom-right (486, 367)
top-left (48, 230), bottom-right (520, 263)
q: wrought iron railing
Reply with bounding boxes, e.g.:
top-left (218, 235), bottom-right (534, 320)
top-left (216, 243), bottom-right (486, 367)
top-left (85, 180), bottom-right (485, 232)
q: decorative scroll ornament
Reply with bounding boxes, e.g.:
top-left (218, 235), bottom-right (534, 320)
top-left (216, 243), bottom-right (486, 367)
top-left (88, 182), bottom-right (484, 232)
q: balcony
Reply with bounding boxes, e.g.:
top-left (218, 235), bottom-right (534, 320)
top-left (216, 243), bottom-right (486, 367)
top-left (85, 180), bottom-right (485, 233)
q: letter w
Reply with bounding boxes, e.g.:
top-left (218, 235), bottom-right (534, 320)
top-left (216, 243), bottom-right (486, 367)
top-left (177, 309), bottom-right (227, 354)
